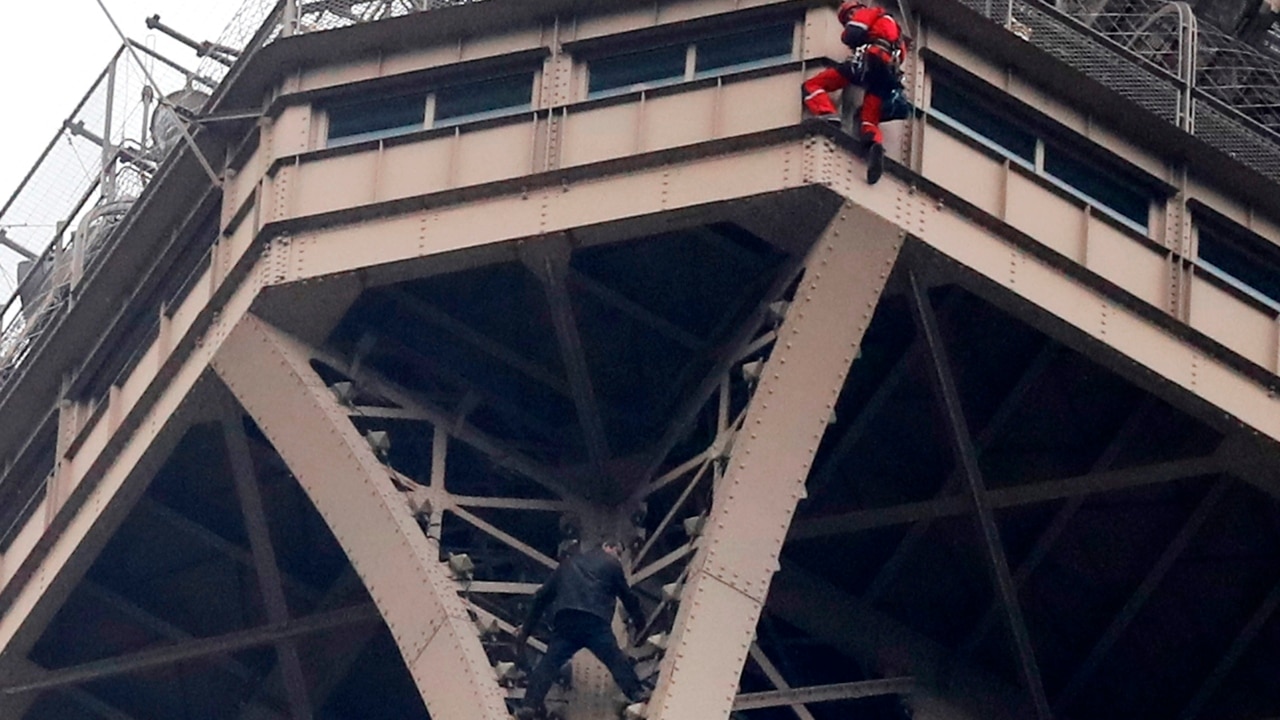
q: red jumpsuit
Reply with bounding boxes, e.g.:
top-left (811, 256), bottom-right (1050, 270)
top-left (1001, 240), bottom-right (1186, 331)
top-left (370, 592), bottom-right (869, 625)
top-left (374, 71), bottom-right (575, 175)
top-left (802, 5), bottom-right (906, 145)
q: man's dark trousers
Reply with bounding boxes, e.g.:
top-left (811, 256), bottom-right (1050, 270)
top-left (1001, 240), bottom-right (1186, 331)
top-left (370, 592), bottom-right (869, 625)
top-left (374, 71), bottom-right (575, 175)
top-left (524, 609), bottom-right (644, 710)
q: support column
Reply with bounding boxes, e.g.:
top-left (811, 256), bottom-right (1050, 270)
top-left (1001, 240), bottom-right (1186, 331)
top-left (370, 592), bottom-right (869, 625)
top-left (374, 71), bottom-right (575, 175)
top-left (212, 315), bottom-right (509, 720)
top-left (648, 203), bottom-right (903, 720)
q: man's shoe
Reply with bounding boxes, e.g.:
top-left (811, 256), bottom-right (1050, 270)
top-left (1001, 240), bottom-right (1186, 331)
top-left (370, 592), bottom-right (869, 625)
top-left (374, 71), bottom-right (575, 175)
top-left (513, 707), bottom-right (541, 720)
top-left (866, 142), bottom-right (885, 185)
top-left (818, 113), bottom-right (843, 128)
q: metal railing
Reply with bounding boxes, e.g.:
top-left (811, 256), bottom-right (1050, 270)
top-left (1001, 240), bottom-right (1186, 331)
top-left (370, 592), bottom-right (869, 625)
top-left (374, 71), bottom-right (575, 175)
top-left (0, 44), bottom-right (200, 393)
top-left (961, 0), bottom-right (1280, 184)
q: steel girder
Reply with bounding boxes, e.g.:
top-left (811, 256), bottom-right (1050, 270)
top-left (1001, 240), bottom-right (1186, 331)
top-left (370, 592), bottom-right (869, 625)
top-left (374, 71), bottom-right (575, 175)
top-left (645, 203), bottom-right (904, 719)
top-left (211, 315), bottom-right (511, 720)
top-left (0, 123), bottom-right (1277, 720)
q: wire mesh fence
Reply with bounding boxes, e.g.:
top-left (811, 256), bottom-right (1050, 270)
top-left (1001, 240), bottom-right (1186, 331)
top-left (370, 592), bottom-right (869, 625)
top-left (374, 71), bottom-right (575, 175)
top-left (0, 45), bottom-right (199, 389)
top-left (957, 0), bottom-right (1280, 184)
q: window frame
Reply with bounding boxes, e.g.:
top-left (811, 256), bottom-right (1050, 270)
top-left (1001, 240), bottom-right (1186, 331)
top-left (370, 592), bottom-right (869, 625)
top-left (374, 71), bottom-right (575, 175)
top-left (579, 19), bottom-right (800, 101)
top-left (322, 69), bottom-right (538, 148)
top-left (926, 71), bottom-right (1165, 237)
top-left (1193, 208), bottom-right (1280, 314)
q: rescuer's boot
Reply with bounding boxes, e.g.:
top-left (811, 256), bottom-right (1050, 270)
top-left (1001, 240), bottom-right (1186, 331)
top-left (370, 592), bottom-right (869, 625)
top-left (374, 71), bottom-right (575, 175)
top-left (866, 141), bottom-right (885, 185)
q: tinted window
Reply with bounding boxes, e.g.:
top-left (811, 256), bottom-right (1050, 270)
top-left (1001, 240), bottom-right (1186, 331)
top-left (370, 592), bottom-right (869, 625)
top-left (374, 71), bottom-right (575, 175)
top-left (1199, 226), bottom-right (1280, 306)
top-left (695, 23), bottom-right (794, 75)
top-left (1044, 145), bottom-right (1150, 226)
top-left (931, 84), bottom-right (1036, 162)
top-left (436, 73), bottom-right (535, 123)
top-left (328, 94), bottom-right (425, 144)
top-left (589, 45), bottom-right (687, 95)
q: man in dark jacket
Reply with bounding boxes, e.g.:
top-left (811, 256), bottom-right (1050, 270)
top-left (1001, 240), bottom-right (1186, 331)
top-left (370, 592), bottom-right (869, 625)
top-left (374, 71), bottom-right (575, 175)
top-left (514, 540), bottom-right (648, 718)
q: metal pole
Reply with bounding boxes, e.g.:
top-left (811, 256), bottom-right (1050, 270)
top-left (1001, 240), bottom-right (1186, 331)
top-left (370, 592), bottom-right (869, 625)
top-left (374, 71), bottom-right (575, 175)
top-left (282, 0), bottom-right (300, 37)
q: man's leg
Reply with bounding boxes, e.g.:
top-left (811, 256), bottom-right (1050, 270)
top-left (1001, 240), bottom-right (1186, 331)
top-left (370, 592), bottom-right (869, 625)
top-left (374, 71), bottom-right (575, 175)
top-left (581, 620), bottom-right (647, 701)
top-left (802, 67), bottom-right (852, 122)
top-left (860, 56), bottom-right (900, 184)
top-left (523, 634), bottom-right (583, 715)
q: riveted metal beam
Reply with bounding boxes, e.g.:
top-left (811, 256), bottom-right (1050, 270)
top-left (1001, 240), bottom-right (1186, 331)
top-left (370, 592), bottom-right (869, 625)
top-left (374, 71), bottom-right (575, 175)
top-left (222, 400), bottom-right (314, 720)
top-left (648, 204), bottom-right (903, 720)
top-left (385, 289), bottom-right (571, 397)
top-left (769, 562), bottom-right (1032, 720)
top-left (863, 342), bottom-right (1056, 604)
top-left (746, 644), bottom-right (818, 720)
top-left (908, 270), bottom-right (1051, 720)
top-left (733, 678), bottom-right (915, 711)
top-left (0, 605), bottom-right (379, 697)
top-left (957, 399), bottom-right (1155, 661)
top-left (523, 236), bottom-right (612, 484)
top-left (789, 454), bottom-right (1225, 539)
top-left (212, 315), bottom-right (510, 720)
top-left (307, 343), bottom-right (573, 498)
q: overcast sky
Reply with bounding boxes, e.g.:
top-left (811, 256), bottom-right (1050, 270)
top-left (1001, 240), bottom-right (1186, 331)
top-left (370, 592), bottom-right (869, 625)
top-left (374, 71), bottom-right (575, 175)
top-left (0, 0), bottom-right (248, 293)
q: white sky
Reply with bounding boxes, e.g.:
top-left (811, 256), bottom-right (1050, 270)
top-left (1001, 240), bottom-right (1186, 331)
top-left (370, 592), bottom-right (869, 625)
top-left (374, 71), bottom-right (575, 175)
top-left (0, 0), bottom-right (248, 292)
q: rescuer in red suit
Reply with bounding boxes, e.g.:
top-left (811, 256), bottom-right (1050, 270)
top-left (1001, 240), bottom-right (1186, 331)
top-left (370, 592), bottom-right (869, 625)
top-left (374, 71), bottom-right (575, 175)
top-left (802, 1), bottom-right (908, 184)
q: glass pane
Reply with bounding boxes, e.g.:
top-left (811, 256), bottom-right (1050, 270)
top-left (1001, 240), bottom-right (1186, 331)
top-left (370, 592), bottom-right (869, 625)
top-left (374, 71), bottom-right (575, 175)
top-left (436, 73), bottom-right (535, 123)
top-left (588, 45), bottom-right (687, 95)
top-left (930, 84), bottom-right (1036, 162)
top-left (1199, 227), bottom-right (1280, 305)
top-left (327, 94), bottom-right (426, 143)
top-left (695, 23), bottom-right (794, 75)
top-left (1044, 145), bottom-right (1150, 226)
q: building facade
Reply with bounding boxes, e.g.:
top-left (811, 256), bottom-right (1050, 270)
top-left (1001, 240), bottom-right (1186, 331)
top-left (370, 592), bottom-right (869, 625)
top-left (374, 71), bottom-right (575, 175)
top-left (0, 0), bottom-right (1278, 718)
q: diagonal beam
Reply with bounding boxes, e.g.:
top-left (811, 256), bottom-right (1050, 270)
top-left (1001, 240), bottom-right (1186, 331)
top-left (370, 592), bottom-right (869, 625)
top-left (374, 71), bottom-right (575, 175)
top-left (769, 562), bottom-right (1035, 720)
top-left (0, 605), bottom-right (380, 696)
top-left (309, 344), bottom-right (572, 498)
top-left (567, 268), bottom-right (703, 351)
top-left (747, 643), bottom-right (818, 720)
top-left (212, 315), bottom-right (511, 720)
top-left (648, 203), bottom-right (903, 720)
top-left (367, 332), bottom-right (568, 446)
top-left (789, 455), bottom-right (1225, 539)
top-left (640, 251), bottom-right (809, 488)
top-left (138, 497), bottom-right (322, 603)
top-left (1177, 575), bottom-right (1280, 720)
top-left (222, 404), bottom-right (314, 720)
top-left (1055, 478), bottom-right (1229, 710)
top-left (957, 399), bottom-right (1155, 660)
top-left (237, 570), bottom-right (368, 720)
top-left (863, 342), bottom-right (1056, 603)
top-left (524, 238), bottom-right (612, 479)
top-left (908, 270), bottom-right (1051, 720)
top-left (385, 289), bottom-right (571, 397)
top-left (803, 289), bottom-right (965, 503)
top-left (81, 582), bottom-right (267, 689)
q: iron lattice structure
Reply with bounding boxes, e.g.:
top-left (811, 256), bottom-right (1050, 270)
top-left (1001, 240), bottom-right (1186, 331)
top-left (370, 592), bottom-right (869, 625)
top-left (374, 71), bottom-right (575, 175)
top-left (964, 0), bottom-right (1280, 181)
top-left (0, 1), bottom-right (1278, 720)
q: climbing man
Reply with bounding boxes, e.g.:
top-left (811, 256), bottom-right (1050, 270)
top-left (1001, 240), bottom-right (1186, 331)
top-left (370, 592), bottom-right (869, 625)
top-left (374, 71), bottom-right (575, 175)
top-left (514, 540), bottom-right (649, 719)
top-left (802, 0), bottom-right (909, 184)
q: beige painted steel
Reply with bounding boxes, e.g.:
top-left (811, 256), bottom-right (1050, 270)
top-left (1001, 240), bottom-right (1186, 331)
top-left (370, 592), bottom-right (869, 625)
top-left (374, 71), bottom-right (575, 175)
top-left (648, 205), bottom-right (904, 720)
top-left (4, 128), bottom-right (1279, 719)
top-left (0, 5), bottom-right (1279, 712)
top-left (211, 316), bottom-right (510, 720)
